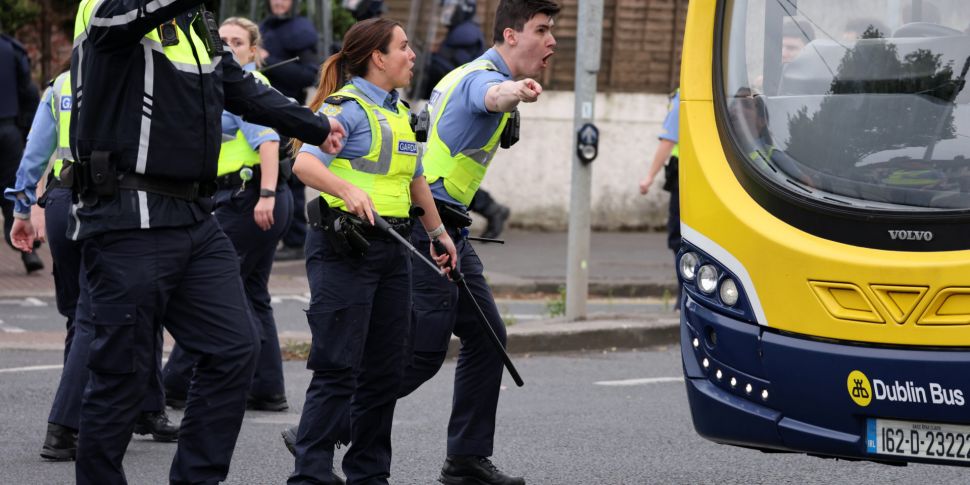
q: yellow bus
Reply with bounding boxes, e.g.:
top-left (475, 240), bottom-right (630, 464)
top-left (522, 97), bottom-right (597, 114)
top-left (678, 0), bottom-right (970, 465)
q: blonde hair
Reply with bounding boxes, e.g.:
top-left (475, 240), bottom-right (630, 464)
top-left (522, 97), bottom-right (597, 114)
top-left (221, 17), bottom-right (263, 68)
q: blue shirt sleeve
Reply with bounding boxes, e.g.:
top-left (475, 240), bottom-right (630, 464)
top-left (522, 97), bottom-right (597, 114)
top-left (238, 117), bottom-right (280, 150)
top-left (3, 88), bottom-right (58, 214)
top-left (221, 111), bottom-right (239, 136)
top-left (299, 100), bottom-right (370, 166)
top-left (659, 93), bottom-right (680, 144)
top-left (462, 69), bottom-right (507, 114)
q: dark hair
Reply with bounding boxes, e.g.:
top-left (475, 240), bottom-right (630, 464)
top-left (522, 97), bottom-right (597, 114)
top-left (294, 17), bottom-right (401, 153)
top-left (783, 18), bottom-right (815, 42)
top-left (492, 0), bottom-right (561, 44)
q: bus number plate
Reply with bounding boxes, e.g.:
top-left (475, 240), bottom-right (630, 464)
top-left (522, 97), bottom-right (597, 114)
top-left (867, 418), bottom-right (970, 462)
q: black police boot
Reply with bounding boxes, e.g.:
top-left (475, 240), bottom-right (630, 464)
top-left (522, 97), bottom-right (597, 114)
top-left (281, 425), bottom-right (298, 456)
top-left (134, 411), bottom-right (179, 442)
top-left (21, 250), bottom-right (44, 274)
top-left (40, 423), bottom-right (77, 461)
top-left (480, 203), bottom-right (510, 240)
top-left (439, 455), bottom-right (525, 485)
top-left (247, 393), bottom-right (289, 412)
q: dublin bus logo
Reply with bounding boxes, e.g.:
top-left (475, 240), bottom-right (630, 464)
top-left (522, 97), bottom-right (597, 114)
top-left (847, 370), bottom-right (873, 407)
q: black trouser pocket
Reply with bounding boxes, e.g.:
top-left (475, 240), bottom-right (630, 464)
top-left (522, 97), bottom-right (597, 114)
top-left (305, 306), bottom-right (367, 371)
top-left (87, 303), bottom-right (137, 374)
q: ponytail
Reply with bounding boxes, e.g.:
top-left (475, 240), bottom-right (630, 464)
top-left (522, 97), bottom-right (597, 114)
top-left (292, 52), bottom-right (344, 154)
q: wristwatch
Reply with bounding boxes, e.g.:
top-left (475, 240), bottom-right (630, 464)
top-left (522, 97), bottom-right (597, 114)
top-left (259, 188), bottom-right (275, 198)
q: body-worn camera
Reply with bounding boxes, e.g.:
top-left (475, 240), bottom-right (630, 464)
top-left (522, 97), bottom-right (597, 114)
top-left (500, 109), bottom-right (520, 149)
top-left (158, 20), bottom-right (179, 47)
top-left (413, 108), bottom-right (431, 142)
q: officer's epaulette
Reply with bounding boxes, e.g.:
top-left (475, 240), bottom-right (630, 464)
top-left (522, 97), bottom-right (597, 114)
top-left (325, 95), bottom-right (353, 105)
top-left (400, 99), bottom-right (411, 109)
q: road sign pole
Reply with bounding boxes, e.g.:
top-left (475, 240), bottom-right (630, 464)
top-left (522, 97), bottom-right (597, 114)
top-left (565, 0), bottom-right (603, 321)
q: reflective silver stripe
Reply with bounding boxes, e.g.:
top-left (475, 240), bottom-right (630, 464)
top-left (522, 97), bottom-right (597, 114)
top-left (143, 38), bottom-right (221, 74)
top-left (137, 191), bottom-right (150, 228)
top-left (459, 148), bottom-right (497, 166)
top-left (69, 200), bottom-right (82, 241)
top-left (347, 110), bottom-right (393, 175)
top-left (135, 43), bottom-right (154, 174)
top-left (55, 147), bottom-right (74, 160)
top-left (89, 0), bottom-right (177, 28)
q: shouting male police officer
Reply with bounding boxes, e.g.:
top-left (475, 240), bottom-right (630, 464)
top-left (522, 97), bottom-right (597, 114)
top-left (412, 2), bottom-right (559, 482)
top-left (10, 1), bottom-right (342, 483)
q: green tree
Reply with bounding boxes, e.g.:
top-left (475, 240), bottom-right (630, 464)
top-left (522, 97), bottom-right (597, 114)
top-left (0, 0), bottom-right (41, 34)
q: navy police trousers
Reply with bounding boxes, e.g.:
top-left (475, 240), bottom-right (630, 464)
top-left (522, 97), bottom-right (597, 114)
top-left (404, 227), bottom-right (508, 457)
top-left (75, 217), bottom-right (258, 485)
top-left (322, 226), bottom-right (509, 458)
top-left (289, 228), bottom-right (410, 485)
top-left (44, 188), bottom-right (165, 431)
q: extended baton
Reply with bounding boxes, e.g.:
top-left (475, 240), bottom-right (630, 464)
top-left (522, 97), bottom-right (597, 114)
top-left (371, 213), bottom-right (445, 277)
top-left (433, 239), bottom-right (525, 387)
top-left (259, 56), bottom-right (299, 73)
top-left (467, 236), bottom-right (504, 244)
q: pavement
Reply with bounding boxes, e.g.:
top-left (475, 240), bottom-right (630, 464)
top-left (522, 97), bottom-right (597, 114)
top-left (0, 228), bottom-right (681, 354)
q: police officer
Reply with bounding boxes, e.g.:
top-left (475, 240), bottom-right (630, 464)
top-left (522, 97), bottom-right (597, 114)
top-left (0, 30), bottom-right (42, 273)
top-left (163, 16), bottom-right (293, 413)
top-left (639, 88), bottom-right (681, 301)
top-left (403, 1), bottom-right (558, 482)
top-left (287, 18), bottom-right (456, 484)
top-left (31, 1), bottom-right (343, 483)
top-left (7, 70), bottom-right (178, 461)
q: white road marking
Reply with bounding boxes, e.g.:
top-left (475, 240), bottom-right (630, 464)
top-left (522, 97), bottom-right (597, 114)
top-left (270, 294), bottom-right (311, 304)
top-left (0, 297), bottom-right (49, 307)
top-left (594, 377), bottom-right (684, 386)
top-left (0, 319), bottom-right (25, 333)
top-left (23, 297), bottom-right (46, 307)
top-left (0, 364), bottom-right (63, 374)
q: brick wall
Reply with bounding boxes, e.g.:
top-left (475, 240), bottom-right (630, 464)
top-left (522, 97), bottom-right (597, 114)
top-left (385, 0), bottom-right (688, 93)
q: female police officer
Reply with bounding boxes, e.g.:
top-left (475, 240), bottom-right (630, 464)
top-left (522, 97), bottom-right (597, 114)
top-left (162, 16), bottom-right (293, 412)
top-left (287, 17), bottom-right (457, 485)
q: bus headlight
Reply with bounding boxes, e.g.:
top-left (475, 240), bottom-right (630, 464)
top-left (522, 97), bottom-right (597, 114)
top-left (679, 252), bottom-right (699, 281)
top-left (719, 278), bottom-right (739, 306)
top-left (697, 265), bottom-right (718, 294)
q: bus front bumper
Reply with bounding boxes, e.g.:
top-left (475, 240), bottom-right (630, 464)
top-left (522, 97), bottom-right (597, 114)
top-left (681, 295), bottom-right (970, 465)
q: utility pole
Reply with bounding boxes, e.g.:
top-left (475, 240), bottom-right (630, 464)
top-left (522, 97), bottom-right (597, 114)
top-left (565, 0), bottom-right (603, 321)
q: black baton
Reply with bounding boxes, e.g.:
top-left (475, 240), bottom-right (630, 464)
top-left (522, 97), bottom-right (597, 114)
top-left (371, 213), bottom-right (444, 277)
top-left (432, 239), bottom-right (525, 387)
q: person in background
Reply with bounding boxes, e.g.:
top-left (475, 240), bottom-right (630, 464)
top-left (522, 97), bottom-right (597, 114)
top-left (260, 0), bottom-right (322, 261)
top-left (781, 18), bottom-right (815, 65)
top-left (639, 88), bottom-right (681, 306)
top-left (0, 30), bottom-right (43, 273)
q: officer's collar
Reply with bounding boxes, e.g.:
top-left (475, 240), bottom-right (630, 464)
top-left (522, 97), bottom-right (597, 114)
top-left (482, 48), bottom-right (512, 77)
top-left (349, 77), bottom-right (400, 112)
